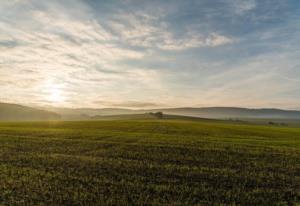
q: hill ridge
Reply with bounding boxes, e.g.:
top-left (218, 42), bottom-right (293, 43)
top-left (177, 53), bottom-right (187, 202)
top-left (0, 102), bottom-right (60, 121)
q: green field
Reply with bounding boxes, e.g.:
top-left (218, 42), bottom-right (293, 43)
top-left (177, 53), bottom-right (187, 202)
top-left (0, 119), bottom-right (299, 205)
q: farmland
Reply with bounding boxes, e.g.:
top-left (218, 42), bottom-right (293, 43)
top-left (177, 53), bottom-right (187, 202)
top-left (0, 119), bottom-right (299, 205)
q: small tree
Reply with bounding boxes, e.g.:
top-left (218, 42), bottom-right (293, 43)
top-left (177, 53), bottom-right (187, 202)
top-left (154, 112), bottom-right (163, 119)
top-left (149, 112), bottom-right (163, 119)
top-left (268, 121), bottom-right (275, 125)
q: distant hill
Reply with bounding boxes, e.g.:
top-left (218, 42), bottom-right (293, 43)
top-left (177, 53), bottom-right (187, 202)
top-left (2, 104), bottom-right (298, 120)
top-left (91, 113), bottom-right (230, 122)
top-left (44, 106), bottom-right (300, 120)
top-left (0, 102), bottom-right (60, 121)
top-left (43, 107), bottom-right (139, 120)
top-left (91, 113), bottom-right (161, 120)
top-left (149, 107), bottom-right (300, 119)
top-left (45, 107), bottom-right (134, 116)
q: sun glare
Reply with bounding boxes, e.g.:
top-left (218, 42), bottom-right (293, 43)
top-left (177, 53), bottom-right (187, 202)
top-left (48, 87), bottom-right (65, 104)
top-left (42, 80), bottom-right (66, 105)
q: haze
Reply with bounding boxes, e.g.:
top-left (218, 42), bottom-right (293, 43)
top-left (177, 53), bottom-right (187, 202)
top-left (0, 0), bottom-right (299, 109)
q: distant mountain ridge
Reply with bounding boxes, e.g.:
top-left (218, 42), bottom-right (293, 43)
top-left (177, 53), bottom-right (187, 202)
top-left (44, 106), bottom-right (300, 120)
top-left (0, 102), bottom-right (60, 121)
top-left (1, 102), bottom-right (300, 121)
top-left (148, 107), bottom-right (300, 119)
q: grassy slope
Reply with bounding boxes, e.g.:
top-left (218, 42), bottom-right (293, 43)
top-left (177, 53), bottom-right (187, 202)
top-left (92, 113), bottom-right (246, 124)
top-left (88, 113), bottom-right (300, 127)
top-left (0, 102), bottom-right (60, 121)
top-left (0, 119), bottom-right (299, 205)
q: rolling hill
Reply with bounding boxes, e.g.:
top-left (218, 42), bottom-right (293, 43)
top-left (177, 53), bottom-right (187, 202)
top-left (2, 102), bottom-right (300, 121)
top-left (0, 102), bottom-right (60, 121)
top-left (148, 107), bottom-right (300, 119)
top-left (45, 106), bottom-right (300, 120)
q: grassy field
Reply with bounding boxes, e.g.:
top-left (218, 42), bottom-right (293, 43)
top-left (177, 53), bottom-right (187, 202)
top-left (0, 119), bottom-right (299, 205)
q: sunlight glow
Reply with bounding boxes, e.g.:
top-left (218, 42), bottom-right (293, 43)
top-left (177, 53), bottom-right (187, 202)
top-left (41, 80), bottom-right (67, 105)
top-left (47, 87), bottom-right (65, 104)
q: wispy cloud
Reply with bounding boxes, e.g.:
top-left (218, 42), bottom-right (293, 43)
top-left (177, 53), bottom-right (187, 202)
top-left (0, 0), bottom-right (299, 109)
top-left (229, 0), bottom-right (256, 14)
top-left (107, 11), bottom-right (235, 50)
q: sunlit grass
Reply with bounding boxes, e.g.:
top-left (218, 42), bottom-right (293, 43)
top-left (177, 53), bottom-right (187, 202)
top-left (0, 120), bottom-right (299, 205)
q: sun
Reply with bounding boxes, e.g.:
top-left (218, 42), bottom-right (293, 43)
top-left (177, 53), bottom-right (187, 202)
top-left (48, 87), bottom-right (65, 104)
top-left (38, 79), bottom-right (67, 106)
top-left (42, 80), bottom-right (66, 105)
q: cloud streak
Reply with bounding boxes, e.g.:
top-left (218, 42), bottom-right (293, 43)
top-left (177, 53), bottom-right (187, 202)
top-left (0, 0), bottom-right (299, 109)
top-left (108, 12), bottom-right (235, 50)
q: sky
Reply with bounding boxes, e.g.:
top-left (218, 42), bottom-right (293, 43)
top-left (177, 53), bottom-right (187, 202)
top-left (0, 0), bottom-right (299, 109)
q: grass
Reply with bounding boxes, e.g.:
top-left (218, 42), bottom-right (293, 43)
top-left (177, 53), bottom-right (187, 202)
top-left (0, 119), bottom-right (299, 205)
